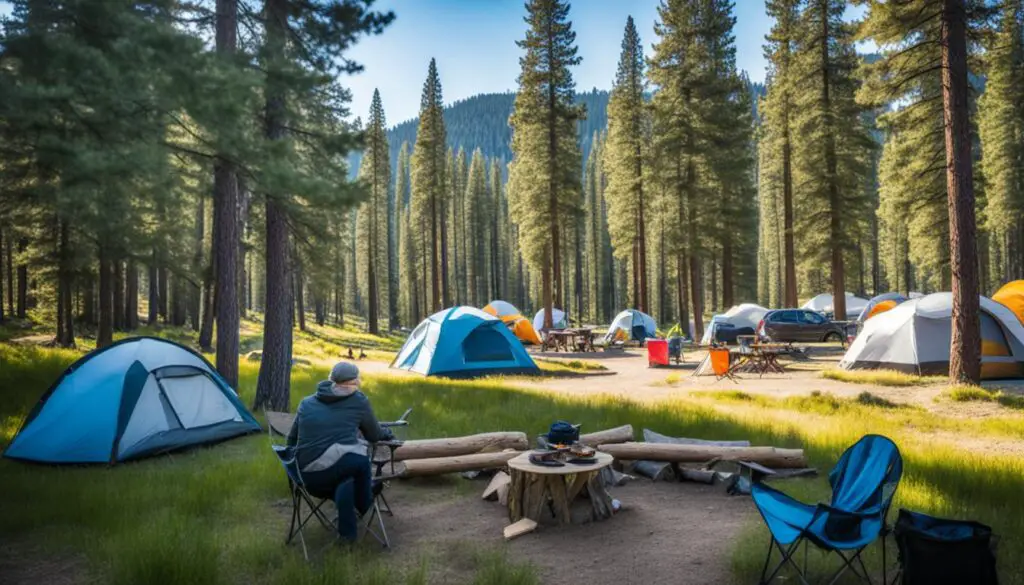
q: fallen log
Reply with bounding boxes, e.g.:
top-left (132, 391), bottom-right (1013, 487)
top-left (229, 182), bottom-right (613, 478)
top-left (578, 424), bottom-right (634, 447)
top-left (632, 460), bottom-right (674, 481)
top-left (394, 432), bottom-right (528, 461)
top-left (598, 442), bottom-right (807, 469)
top-left (400, 451), bottom-right (523, 477)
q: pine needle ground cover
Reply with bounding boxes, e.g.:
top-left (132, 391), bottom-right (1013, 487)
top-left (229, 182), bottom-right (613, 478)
top-left (3, 343), bottom-right (1024, 584)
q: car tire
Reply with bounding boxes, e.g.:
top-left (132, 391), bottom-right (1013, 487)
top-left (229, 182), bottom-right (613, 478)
top-left (823, 332), bottom-right (842, 343)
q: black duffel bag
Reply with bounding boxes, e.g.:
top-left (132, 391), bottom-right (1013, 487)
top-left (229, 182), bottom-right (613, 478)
top-left (894, 508), bottom-right (998, 585)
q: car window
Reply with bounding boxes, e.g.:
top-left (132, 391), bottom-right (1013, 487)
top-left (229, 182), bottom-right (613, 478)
top-left (772, 311), bottom-right (797, 323)
top-left (800, 311), bottom-right (825, 324)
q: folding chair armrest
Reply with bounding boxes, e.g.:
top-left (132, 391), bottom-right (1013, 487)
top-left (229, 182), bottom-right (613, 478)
top-left (814, 502), bottom-right (884, 521)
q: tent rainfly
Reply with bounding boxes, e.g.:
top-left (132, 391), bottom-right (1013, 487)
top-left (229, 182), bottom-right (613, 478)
top-left (532, 308), bottom-right (568, 334)
top-left (3, 337), bottom-right (261, 464)
top-left (482, 300), bottom-right (542, 345)
top-left (701, 303), bottom-right (768, 345)
top-left (857, 292), bottom-right (909, 323)
top-left (604, 309), bottom-right (658, 343)
top-left (840, 293), bottom-right (1024, 380)
top-left (391, 307), bottom-right (539, 377)
top-left (802, 293), bottom-right (870, 320)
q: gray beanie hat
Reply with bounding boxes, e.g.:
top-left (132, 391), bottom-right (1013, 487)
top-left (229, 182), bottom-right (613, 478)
top-left (330, 361), bottom-right (360, 383)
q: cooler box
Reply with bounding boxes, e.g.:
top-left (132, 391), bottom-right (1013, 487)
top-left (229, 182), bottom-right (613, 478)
top-left (647, 339), bottom-right (669, 367)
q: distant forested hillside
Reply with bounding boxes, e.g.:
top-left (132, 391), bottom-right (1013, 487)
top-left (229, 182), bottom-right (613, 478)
top-left (355, 80), bottom-right (765, 184)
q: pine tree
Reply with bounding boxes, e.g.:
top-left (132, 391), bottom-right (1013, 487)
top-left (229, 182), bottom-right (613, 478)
top-left (763, 0), bottom-right (800, 306)
top-left (790, 0), bottom-right (874, 320)
top-left (979, 0), bottom-right (1024, 284)
top-left (394, 142), bottom-right (413, 323)
top-left (357, 89), bottom-right (390, 334)
top-left (603, 16), bottom-right (649, 313)
top-left (410, 59), bottom-right (447, 313)
top-left (508, 0), bottom-right (584, 330)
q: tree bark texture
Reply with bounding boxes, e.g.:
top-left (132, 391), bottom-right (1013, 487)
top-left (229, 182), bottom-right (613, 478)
top-left (254, 0), bottom-right (293, 412)
top-left (97, 247), bottom-right (113, 348)
top-left (148, 249), bottom-right (159, 325)
top-left (942, 0), bottom-right (981, 383)
top-left (112, 259), bottom-right (124, 330)
top-left (126, 259), bottom-right (139, 330)
top-left (820, 1), bottom-right (847, 323)
top-left (213, 158), bottom-right (240, 388)
top-left (16, 237), bottom-right (27, 318)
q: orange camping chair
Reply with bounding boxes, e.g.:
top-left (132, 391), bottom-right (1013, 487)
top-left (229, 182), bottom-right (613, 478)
top-left (709, 347), bottom-right (736, 382)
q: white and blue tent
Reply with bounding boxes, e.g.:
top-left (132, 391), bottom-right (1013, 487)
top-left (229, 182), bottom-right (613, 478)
top-left (604, 309), bottom-right (657, 343)
top-left (391, 307), bottom-right (539, 377)
top-left (4, 337), bottom-right (260, 464)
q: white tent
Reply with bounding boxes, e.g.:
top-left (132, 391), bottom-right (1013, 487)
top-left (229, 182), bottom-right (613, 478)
top-left (839, 293), bottom-right (1024, 379)
top-left (532, 308), bottom-right (567, 333)
top-left (604, 309), bottom-right (657, 343)
top-left (701, 303), bottom-right (769, 345)
top-left (802, 293), bottom-right (869, 320)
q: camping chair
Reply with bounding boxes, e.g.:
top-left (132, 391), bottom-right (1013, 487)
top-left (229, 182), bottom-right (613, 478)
top-left (751, 434), bottom-right (903, 585)
top-left (267, 417), bottom-right (397, 557)
top-left (709, 347), bottom-right (736, 382)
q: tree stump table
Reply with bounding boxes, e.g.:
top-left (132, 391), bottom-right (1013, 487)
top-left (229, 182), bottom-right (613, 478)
top-left (506, 451), bottom-right (615, 525)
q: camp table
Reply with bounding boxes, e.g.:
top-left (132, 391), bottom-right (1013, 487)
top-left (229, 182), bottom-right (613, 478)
top-left (567, 328), bottom-right (596, 352)
top-left (542, 330), bottom-right (572, 352)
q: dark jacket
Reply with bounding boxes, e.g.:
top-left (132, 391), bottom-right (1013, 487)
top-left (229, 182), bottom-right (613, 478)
top-left (286, 380), bottom-right (392, 470)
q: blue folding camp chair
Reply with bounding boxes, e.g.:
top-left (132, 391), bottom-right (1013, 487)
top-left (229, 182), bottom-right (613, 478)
top-left (751, 434), bottom-right (903, 585)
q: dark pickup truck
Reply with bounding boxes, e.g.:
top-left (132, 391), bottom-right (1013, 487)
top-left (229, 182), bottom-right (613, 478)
top-left (756, 309), bottom-right (848, 343)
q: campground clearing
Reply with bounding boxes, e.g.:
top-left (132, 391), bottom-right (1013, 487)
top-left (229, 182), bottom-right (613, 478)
top-left (3, 329), bottom-right (1024, 584)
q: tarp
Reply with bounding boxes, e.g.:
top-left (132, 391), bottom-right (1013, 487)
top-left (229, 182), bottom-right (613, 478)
top-left (3, 337), bottom-right (260, 464)
top-left (701, 303), bottom-right (768, 345)
top-left (532, 308), bottom-right (568, 334)
top-left (803, 293), bottom-right (870, 320)
top-left (391, 306), bottom-right (539, 377)
top-left (857, 292), bottom-right (909, 323)
top-left (482, 300), bottom-right (542, 345)
top-left (604, 309), bottom-right (657, 343)
top-left (840, 293), bottom-right (1024, 379)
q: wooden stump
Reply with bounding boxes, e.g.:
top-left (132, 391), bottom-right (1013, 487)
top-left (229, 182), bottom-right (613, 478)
top-left (507, 467), bottom-right (614, 525)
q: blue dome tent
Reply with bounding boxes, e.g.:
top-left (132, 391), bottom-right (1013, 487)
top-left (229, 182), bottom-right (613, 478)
top-left (391, 307), bottom-right (539, 377)
top-left (4, 337), bottom-right (260, 464)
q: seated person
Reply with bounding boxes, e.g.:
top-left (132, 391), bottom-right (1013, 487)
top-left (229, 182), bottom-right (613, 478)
top-left (287, 361), bottom-right (393, 542)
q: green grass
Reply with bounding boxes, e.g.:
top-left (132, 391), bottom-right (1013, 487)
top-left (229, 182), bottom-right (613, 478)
top-left (533, 357), bottom-right (607, 374)
top-left (4, 328), bottom-right (1024, 583)
top-left (820, 368), bottom-right (944, 387)
top-left (949, 385), bottom-right (1024, 410)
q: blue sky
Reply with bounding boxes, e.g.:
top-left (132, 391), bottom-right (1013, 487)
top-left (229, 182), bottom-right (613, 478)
top-left (346, 1), bottom-right (867, 126)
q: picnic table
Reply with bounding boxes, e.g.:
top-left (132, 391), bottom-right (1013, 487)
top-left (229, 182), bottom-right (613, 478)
top-left (506, 451), bottom-right (615, 525)
top-left (730, 343), bottom-right (789, 377)
top-left (542, 328), bottom-right (596, 352)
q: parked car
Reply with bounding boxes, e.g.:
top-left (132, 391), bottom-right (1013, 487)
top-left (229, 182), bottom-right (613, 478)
top-left (711, 322), bottom-right (756, 344)
top-left (757, 309), bottom-right (847, 343)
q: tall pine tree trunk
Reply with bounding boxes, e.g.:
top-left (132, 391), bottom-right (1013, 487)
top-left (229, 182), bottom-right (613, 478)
top-left (112, 259), bottom-right (124, 330)
top-left (254, 0), bottom-right (293, 411)
top-left (820, 2), bottom-right (846, 322)
top-left (689, 254), bottom-right (703, 339)
top-left (148, 249), bottom-right (159, 324)
top-left (126, 259), bottom-right (139, 330)
top-left (294, 264), bottom-right (306, 332)
top-left (97, 247), bottom-right (113, 348)
top-left (782, 104), bottom-right (798, 307)
top-left (542, 247), bottom-right (553, 329)
top-left (723, 240), bottom-right (734, 308)
top-left (367, 173), bottom-right (380, 334)
top-left (440, 195), bottom-right (450, 309)
top-left (16, 237), bottom-right (27, 318)
top-left (430, 195), bottom-right (441, 312)
top-left (191, 191), bottom-right (205, 330)
top-left (213, 0), bottom-right (241, 387)
top-left (213, 152), bottom-right (240, 385)
top-left (942, 0), bottom-right (980, 383)
top-left (5, 234), bottom-right (13, 317)
top-left (57, 219), bottom-right (75, 347)
top-left (636, 151), bottom-right (648, 313)
top-left (198, 259), bottom-right (216, 351)
top-left (0, 225), bottom-right (4, 323)
top-left (238, 176), bottom-right (251, 320)
top-left (677, 256), bottom-right (689, 337)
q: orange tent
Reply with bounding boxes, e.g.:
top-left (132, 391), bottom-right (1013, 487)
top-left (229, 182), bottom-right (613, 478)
top-left (866, 299), bottom-right (898, 320)
top-left (993, 281), bottom-right (1024, 326)
top-left (482, 301), bottom-right (542, 345)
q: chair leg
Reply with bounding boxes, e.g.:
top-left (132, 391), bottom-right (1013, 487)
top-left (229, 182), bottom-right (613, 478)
top-left (378, 491), bottom-right (393, 517)
top-left (826, 547), bottom-right (872, 585)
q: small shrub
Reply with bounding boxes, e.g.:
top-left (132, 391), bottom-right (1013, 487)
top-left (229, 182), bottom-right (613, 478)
top-left (949, 385), bottom-right (1024, 410)
top-left (855, 391), bottom-right (898, 408)
top-left (665, 373), bottom-right (681, 385)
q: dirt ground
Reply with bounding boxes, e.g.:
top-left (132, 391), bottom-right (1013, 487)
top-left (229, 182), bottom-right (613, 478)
top-left (377, 477), bottom-right (753, 585)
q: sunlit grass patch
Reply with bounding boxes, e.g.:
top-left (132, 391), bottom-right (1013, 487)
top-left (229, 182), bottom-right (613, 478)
top-left (533, 357), bottom-right (607, 374)
top-left (949, 385), bottom-right (1024, 409)
top-left (820, 368), bottom-right (943, 387)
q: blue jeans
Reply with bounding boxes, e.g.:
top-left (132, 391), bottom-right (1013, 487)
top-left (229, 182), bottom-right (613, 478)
top-left (303, 453), bottom-right (372, 541)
